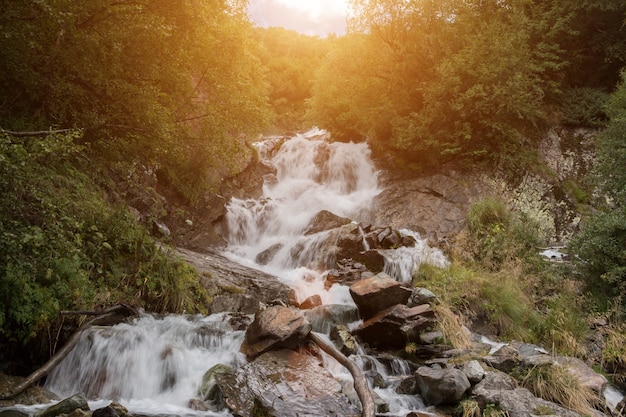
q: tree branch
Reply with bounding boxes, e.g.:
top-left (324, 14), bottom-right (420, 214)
top-left (308, 332), bottom-right (376, 417)
top-left (0, 128), bottom-right (75, 137)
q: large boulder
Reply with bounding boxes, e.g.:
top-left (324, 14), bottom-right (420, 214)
top-left (349, 273), bottom-right (412, 320)
top-left (240, 306), bottom-right (312, 360)
top-left (415, 366), bottom-right (470, 406)
top-left (354, 304), bottom-right (435, 349)
top-left (216, 350), bottom-right (360, 417)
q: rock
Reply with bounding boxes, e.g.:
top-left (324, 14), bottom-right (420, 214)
top-left (349, 272), bottom-right (413, 319)
top-left (415, 366), bottom-right (471, 406)
top-left (556, 356), bottom-right (608, 394)
top-left (462, 360), bottom-right (485, 383)
top-left (174, 247), bottom-right (292, 314)
top-left (419, 331), bottom-right (444, 345)
top-left (240, 306), bottom-right (312, 360)
top-left (92, 405), bottom-right (119, 417)
top-left (298, 294), bottom-right (323, 309)
top-left (38, 393), bottom-right (89, 417)
top-left (483, 344), bottom-right (521, 373)
top-left (0, 411), bottom-right (29, 417)
top-left (354, 304), bottom-right (435, 349)
top-left (303, 304), bottom-right (360, 333)
top-left (352, 250), bottom-right (387, 273)
top-left (198, 363), bottom-right (233, 405)
top-left (330, 325), bottom-right (359, 356)
top-left (304, 210), bottom-right (352, 235)
top-left (408, 287), bottom-right (439, 306)
top-left (255, 243), bottom-right (283, 265)
top-left (215, 350), bottom-right (360, 417)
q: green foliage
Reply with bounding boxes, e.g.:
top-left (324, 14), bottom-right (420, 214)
top-left (0, 132), bottom-right (209, 353)
top-left (560, 88), bottom-right (609, 128)
top-left (0, 0), bottom-right (269, 203)
top-left (571, 73), bottom-right (626, 308)
top-left (467, 198), bottom-right (542, 271)
top-left (254, 28), bottom-right (332, 133)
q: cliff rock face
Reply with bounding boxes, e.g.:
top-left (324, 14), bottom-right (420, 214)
top-left (369, 127), bottom-right (596, 246)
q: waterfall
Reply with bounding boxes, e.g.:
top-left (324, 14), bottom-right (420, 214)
top-left (40, 130), bottom-right (450, 416)
top-left (224, 129), bottom-right (447, 300)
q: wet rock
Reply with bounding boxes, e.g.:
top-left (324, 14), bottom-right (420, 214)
top-left (354, 304), bottom-right (435, 349)
top-left (304, 210), bottom-right (352, 235)
top-left (298, 294), bottom-right (323, 309)
top-left (415, 366), bottom-right (470, 406)
top-left (216, 350), bottom-right (360, 417)
top-left (0, 411), bottom-right (29, 417)
top-left (255, 243), bottom-right (283, 265)
top-left (303, 304), bottom-right (360, 333)
top-left (38, 393), bottom-right (89, 417)
top-left (240, 306), bottom-right (312, 360)
top-left (352, 250), bottom-right (386, 273)
top-left (349, 272), bottom-right (413, 320)
top-left (330, 325), bottom-right (359, 356)
top-left (198, 363), bottom-right (233, 405)
top-left (92, 405), bottom-right (119, 417)
top-left (175, 247), bottom-right (292, 314)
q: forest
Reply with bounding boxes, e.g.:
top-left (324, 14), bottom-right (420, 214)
top-left (0, 0), bottom-right (625, 380)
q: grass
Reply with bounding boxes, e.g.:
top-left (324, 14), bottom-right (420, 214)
top-left (519, 364), bottom-right (601, 415)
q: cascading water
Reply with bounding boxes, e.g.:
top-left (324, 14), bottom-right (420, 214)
top-left (224, 129), bottom-right (448, 301)
top-left (36, 129), bottom-right (450, 416)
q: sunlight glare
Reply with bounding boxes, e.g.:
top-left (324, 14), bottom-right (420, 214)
top-left (274, 0), bottom-right (349, 20)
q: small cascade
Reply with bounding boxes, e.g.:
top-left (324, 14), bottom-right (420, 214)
top-left (44, 314), bottom-right (246, 416)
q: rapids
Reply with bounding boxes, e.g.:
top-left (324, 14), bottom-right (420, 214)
top-left (38, 129), bottom-right (449, 416)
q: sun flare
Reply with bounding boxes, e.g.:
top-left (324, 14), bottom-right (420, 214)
top-left (272, 0), bottom-right (349, 20)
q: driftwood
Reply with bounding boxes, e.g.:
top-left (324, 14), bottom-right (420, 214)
top-left (0, 304), bottom-right (139, 400)
top-left (308, 332), bottom-right (376, 417)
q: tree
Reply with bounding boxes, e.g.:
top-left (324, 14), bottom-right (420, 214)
top-left (571, 72), bottom-right (626, 307)
top-left (0, 0), bottom-right (269, 201)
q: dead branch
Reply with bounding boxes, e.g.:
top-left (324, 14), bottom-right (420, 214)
top-left (308, 332), bottom-right (376, 417)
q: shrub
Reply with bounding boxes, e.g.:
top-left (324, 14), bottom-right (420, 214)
top-left (561, 87), bottom-right (609, 128)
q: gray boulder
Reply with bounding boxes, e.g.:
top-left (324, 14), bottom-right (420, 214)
top-left (415, 366), bottom-right (470, 406)
top-left (37, 393), bottom-right (89, 417)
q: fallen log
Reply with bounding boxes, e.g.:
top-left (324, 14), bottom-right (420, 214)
top-left (0, 304), bottom-right (138, 400)
top-left (308, 331), bottom-right (375, 417)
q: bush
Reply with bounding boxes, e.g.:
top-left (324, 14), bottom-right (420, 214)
top-left (0, 131), bottom-right (209, 371)
top-left (561, 87), bottom-right (609, 128)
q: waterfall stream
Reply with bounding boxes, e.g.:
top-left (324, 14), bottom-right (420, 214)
top-left (38, 130), bottom-right (451, 416)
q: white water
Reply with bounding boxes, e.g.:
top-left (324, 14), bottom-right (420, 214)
top-left (39, 130), bottom-right (450, 416)
top-left (45, 314), bottom-right (245, 416)
top-left (225, 129), bottom-right (447, 302)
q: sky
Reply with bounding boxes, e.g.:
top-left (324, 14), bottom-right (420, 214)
top-left (247, 0), bottom-right (350, 36)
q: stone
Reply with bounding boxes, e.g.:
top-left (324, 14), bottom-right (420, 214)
top-left (556, 356), bottom-right (608, 394)
top-left (298, 294), bottom-right (323, 309)
top-left (354, 304), bottom-right (435, 349)
top-left (255, 243), bottom-right (283, 265)
top-left (215, 350), bottom-right (360, 417)
top-left (349, 272), bottom-right (412, 319)
top-left (303, 304), bottom-right (360, 333)
top-left (330, 325), bottom-right (359, 356)
top-left (38, 393), bottom-right (89, 417)
top-left (408, 287), bottom-right (439, 306)
top-left (303, 210), bottom-right (352, 235)
top-left (462, 360), bottom-right (485, 383)
top-left (240, 306), bottom-right (312, 360)
top-left (415, 366), bottom-right (471, 406)
top-left (198, 363), bottom-right (234, 404)
top-left (92, 405), bottom-right (119, 417)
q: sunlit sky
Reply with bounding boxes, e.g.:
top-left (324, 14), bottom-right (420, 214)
top-left (248, 0), bottom-right (350, 36)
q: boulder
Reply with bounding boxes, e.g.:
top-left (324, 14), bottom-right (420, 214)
top-left (349, 272), bottom-right (412, 319)
top-left (255, 243), bottom-right (283, 265)
top-left (197, 363), bottom-right (233, 405)
top-left (408, 287), bottom-right (439, 307)
top-left (240, 306), bottom-right (312, 360)
top-left (298, 294), bottom-right (323, 309)
top-left (354, 304), bottom-right (435, 349)
top-left (303, 304), bottom-right (360, 334)
top-left (215, 350), bottom-right (360, 417)
top-left (330, 325), bottom-right (359, 356)
top-left (38, 393), bottom-right (89, 417)
top-left (415, 366), bottom-right (470, 406)
top-left (304, 210), bottom-right (352, 235)
top-left (462, 360), bottom-right (485, 383)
